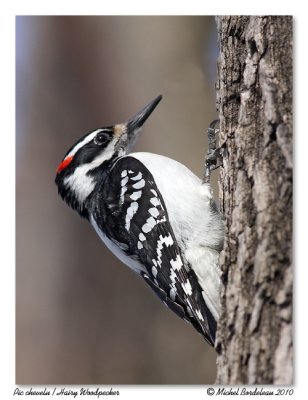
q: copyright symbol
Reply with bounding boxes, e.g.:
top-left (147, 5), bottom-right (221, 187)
top-left (207, 387), bottom-right (215, 396)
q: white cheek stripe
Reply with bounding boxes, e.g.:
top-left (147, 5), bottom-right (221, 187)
top-left (64, 164), bottom-right (96, 203)
top-left (66, 129), bottom-right (102, 158)
top-left (64, 137), bottom-right (118, 204)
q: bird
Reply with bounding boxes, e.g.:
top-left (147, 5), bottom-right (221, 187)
top-left (55, 95), bottom-right (224, 347)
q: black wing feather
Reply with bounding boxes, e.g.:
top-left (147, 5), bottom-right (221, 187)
top-left (92, 156), bottom-right (216, 345)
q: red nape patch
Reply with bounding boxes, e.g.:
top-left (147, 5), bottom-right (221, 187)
top-left (56, 156), bottom-right (73, 173)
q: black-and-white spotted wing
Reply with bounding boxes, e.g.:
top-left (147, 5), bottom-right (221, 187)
top-left (92, 156), bottom-right (216, 345)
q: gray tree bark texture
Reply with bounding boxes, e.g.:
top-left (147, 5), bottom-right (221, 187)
top-left (215, 16), bottom-right (293, 384)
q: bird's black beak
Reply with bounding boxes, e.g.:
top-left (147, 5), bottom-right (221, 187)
top-left (127, 95), bottom-right (162, 132)
top-left (115, 95), bottom-right (162, 154)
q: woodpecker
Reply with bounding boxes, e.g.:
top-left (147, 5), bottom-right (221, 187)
top-left (55, 96), bottom-right (224, 347)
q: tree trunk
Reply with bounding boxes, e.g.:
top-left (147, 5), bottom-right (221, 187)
top-left (215, 16), bottom-right (293, 384)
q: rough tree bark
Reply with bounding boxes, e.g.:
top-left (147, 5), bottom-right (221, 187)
top-left (215, 16), bottom-right (293, 384)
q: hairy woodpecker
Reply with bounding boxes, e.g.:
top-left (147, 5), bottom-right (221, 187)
top-left (55, 96), bottom-right (224, 347)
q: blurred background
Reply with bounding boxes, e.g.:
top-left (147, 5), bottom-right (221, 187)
top-left (16, 16), bottom-right (219, 384)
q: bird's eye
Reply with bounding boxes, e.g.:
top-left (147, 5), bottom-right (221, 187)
top-left (94, 131), bottom-right (110, 146)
